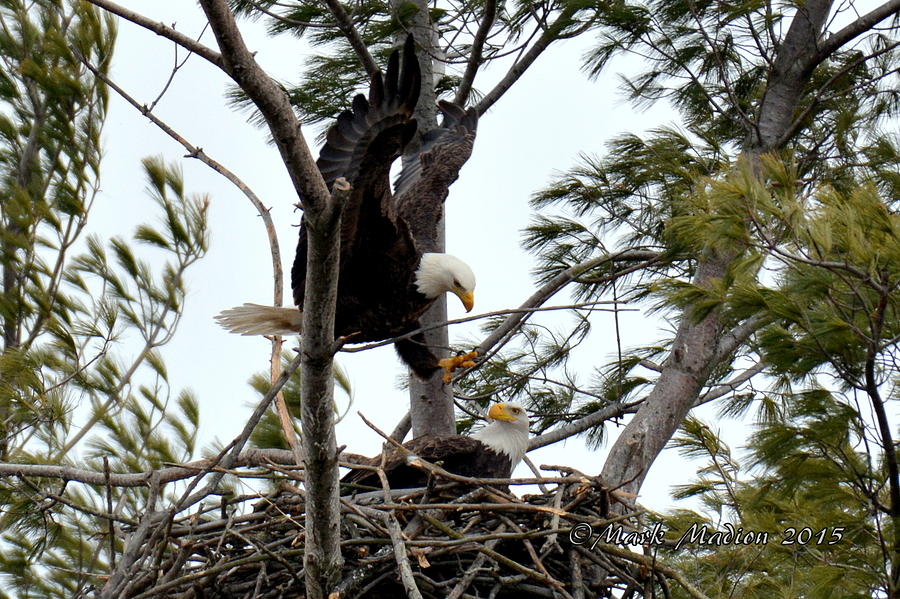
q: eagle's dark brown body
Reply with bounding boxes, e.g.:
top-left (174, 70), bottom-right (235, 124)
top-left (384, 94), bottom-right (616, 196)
top-left (290, 36), bottom-right (477, 376)
top-left (342, 434), bottom-right (512, 491)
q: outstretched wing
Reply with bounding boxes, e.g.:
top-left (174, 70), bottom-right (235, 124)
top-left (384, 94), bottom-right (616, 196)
top-left (291, 36), bottom-right (421, 307)
top-left (391, 100), bottom-right (479, 254)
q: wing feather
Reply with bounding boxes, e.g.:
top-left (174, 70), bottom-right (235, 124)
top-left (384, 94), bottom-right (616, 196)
top-left (392, 100), bottom-right (479, 253)
top-left (291, 35), bottom-right (421, 307)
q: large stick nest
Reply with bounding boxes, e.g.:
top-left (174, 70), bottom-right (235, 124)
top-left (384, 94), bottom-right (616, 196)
top-left (126, 470), bottom-right (661, 599)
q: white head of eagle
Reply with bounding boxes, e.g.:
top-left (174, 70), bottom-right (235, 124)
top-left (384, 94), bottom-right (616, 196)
top-left (414, 253), bottom-right (476, 312)
top-left (473, 402), bottom-right (530, 472)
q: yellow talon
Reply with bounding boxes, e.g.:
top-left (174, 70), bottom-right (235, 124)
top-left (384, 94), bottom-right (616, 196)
top-left (438, 350), bottom-right (479, 383)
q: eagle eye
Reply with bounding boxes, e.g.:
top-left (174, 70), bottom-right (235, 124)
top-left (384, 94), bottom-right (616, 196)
top-left (453, 278), bottom-right (460, 287)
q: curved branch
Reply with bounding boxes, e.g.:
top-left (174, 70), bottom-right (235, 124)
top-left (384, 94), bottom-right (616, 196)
top-left (198, 0), bottom-right (331, 215)
top-left (76, 53), bottom-right (284, 310)
top-left (85, 0), bottom-right (224, 69)
top-left (475, 250), bottom-right (661, 361)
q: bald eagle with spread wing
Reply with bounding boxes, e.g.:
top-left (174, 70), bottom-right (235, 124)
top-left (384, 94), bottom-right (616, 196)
top-left (216, 36), bottom-right (478, 381)
top-left (342, 402), bottom-right (530, 492)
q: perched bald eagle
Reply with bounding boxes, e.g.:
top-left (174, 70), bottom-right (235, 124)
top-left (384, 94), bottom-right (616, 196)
top-left (216, 35), bottom-right (479, 381)
top-left (342, 403), bottom-right (530, 491)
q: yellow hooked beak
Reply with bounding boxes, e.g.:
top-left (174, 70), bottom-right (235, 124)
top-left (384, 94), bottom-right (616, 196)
top-left (487, 402), bottom-right (516, 422)
top-left (454, 290), bottom-right (475, 313)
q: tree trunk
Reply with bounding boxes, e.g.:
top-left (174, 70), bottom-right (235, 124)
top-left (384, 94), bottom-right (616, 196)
top-left (601, 0), bottom-right (835, 498)
top-left (300, 195), bottom-right (345, 599)
top-left (397, 0), bottom-right (457, 437)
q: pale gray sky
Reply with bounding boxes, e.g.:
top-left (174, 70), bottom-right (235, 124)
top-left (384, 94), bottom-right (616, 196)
top-left (92, 2), bottom-right (722, 512)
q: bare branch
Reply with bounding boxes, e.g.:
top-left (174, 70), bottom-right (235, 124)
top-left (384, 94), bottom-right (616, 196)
top-left (75, 52), bottom-right (284, 310)
top-left (528, 399), bottom-right (643, 451)
top-left (475, 3), bottom-right (580, 115)
top-left (817, 0), bottom-right (900, 60)
top-left (322, 0), bottom-right (380, 77)
top-left (454, 0), bottom-right (497, 106)
top-left (340, 299), bottom-right (629, 354)
top-left (475, 250), bottom-right (661, 361)
top-left (197, 0), bottom-right (331, 215)
top-left (0, 448), bottom-right (294, 487)
top-left (85, 0), bottom-right (224, 68)
top-left (695, 360), bottom-right (767, 406)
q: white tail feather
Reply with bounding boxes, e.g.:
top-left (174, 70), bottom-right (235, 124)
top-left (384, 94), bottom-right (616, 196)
top-left (214, 303), bottom-right (303, 336)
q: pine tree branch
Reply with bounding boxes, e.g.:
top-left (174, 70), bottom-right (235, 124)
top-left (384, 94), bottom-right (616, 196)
top-left (601, 0), bottom-right (835, 502)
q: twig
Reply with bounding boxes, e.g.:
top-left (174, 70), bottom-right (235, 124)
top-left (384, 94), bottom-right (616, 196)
top-left (198, 0), bottom-right (331, 212)
top-left (540, 482), bottom-right (567, 555)
top-left (576, 545), bottom-right (712, 599)
top-left (475, 3), bottom-right (583, 114)
top-left (522, 455), bottom-right (549, 493)
top-left (338, 299), bottom-right (628, 353)
top-left (384, 514), bottom-right (424, 599)
top-left (695, 360), bottom-right (766, 406)
top-left (815, 0), bottom-right (900, 61)
top-left (446, 524), bottom-right (507, 599)
top-left (498, 515), bottom-right (571, 597)
top-left (473, 250), bottom-right (660, 365)
top-left (76, 49), bottom-right (298, 473)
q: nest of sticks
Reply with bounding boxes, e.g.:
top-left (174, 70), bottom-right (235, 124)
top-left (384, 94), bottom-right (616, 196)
top-left (120, 462), bottom-right (679, 599)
